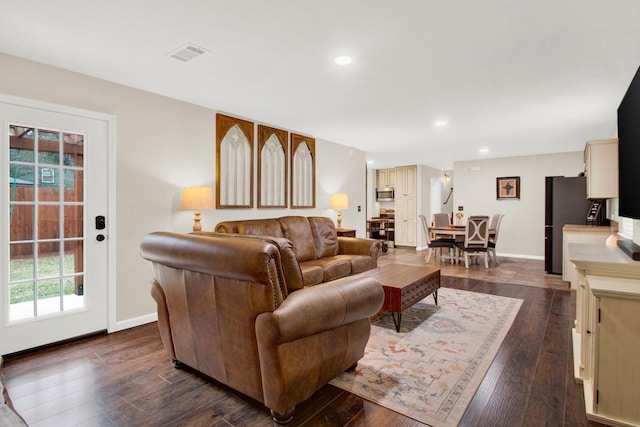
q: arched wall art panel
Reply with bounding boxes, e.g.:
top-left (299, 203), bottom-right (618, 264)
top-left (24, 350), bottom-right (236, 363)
top-left (216, 114), bottom-right (254, 208)
top-left (258, 125), bottom-right (288, 208)
top-left (290, 133), bottom-right (315, 209)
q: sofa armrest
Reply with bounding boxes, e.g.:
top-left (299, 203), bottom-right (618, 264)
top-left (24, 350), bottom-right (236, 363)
top-left (256, 275), bottom-right (383, 343)
top-left (255, 275), bottom-right (383, 419)
top-left (338, 237), bottom-right (382, 260)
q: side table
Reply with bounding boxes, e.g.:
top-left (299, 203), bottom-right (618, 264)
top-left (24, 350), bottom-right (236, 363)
top-left (336, 228), bottom-right (356, 237)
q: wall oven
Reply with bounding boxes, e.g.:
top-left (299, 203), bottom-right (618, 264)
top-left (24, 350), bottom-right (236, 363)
top-left (376, 187), bottom-right (394, 202)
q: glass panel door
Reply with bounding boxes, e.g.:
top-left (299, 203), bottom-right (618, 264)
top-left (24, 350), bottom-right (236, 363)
top-left (8, 125), bottom-right (85, 322)
top-left (1, 98), bottom-right (110, 355)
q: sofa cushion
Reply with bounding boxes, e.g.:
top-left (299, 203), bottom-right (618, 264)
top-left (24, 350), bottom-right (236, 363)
top-left (299, 265), bottom-right (325, 287)
top-left (237, 219), bottom-right (284, 238)
top-left (278, 216), bottom-right (317, 262)
top-left (300, 257), bottom-right (351, 282)
top-left (308, 216), bottom-right (339, 258)
top-left (335, 254), bottom-right (375, 274)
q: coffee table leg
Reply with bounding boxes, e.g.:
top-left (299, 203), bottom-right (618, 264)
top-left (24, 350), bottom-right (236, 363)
top-left (433, 290), bottom-right (438, 305)
top-left (391, 312), bottom-right (402, 332)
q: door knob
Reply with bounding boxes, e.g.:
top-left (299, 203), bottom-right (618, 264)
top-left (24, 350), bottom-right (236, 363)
top-left (96, 234), bottom-right (105, 242)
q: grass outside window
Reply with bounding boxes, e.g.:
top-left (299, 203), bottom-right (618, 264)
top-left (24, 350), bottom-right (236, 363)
top-left (9, 254), bottom-right (77, 304)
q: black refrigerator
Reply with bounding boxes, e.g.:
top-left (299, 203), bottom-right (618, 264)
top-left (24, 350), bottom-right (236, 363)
top-left (544, 176), bottom-right (591, 274)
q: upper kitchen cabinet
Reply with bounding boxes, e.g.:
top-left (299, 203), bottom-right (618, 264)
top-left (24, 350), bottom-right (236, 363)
top-left (377, 168), bottom-right (395, 188)
top-left (585, 139), bottom-right (618, 199)
top-left (395, 165), bottom-right (417, 198)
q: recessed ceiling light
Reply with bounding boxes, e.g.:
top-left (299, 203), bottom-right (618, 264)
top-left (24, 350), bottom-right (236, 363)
top-left (479, 148), bottom-right (490, 154)
top-left (335, 56), bottom-right (352, 65)
top-left (434, 121), bottom-right (448, 127)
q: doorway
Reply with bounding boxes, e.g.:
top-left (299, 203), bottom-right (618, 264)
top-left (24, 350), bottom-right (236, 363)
top-left (430, 177), bottom-right (442, 218)
top-left (1, 96), bottom-right (114, 355)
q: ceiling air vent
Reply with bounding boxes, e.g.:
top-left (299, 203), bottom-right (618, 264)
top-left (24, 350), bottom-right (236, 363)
top-left (168, 43), bottom-right (207, 62)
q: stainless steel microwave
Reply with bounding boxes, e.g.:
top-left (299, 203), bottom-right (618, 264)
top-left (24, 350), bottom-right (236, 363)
top-left (376, 187), bottom-right (394, 202)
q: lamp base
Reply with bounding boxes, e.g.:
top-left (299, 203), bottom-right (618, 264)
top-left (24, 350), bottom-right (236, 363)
top-left (192, 210), bottom-right (202, 232)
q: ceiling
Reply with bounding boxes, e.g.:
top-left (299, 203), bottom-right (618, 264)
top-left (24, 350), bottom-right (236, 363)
top-left (1, 0), bottom-right (639, 170)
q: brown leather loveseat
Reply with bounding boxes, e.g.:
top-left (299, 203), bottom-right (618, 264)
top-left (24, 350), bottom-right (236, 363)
top-left (1, 357), bottom-right (28, 427)
top-left (140, 231), bottom-right (384, 424)
top-left (215, 215), bottom-right (382, 285)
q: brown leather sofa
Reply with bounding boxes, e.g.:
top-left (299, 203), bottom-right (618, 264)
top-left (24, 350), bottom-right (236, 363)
top-left (215, 216), bottom-right (382, 286)
top-left (140, 231), bottom-right (384, 423)
top-left (1, 357), bottom-right (28, 427)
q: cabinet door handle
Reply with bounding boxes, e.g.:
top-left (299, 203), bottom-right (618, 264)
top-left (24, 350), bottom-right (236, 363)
top-left (586, 330), bottom-right (591, 334)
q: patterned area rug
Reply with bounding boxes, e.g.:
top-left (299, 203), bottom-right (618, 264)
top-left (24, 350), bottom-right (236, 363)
top-left (330, 287), bottom-right (522, 427)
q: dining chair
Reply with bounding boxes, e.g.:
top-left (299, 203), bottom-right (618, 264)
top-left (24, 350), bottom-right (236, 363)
top-left (419, 214), bottom-right (456, 263)
top-left (433, 213), bottom-right (450, 227)
top-left (456, 215), bottom-right (490, 268)
top-left (489, 213), bottom-right (501, 235)
top-left (432, 212), bottom-right (453, 239)
top-left (488, 214), bottom-right (505, 264)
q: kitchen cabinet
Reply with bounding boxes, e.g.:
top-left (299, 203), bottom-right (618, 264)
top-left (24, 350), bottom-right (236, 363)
top-left (590, 278), bottom-right (640, 426)
top-left (395, 165), bottom-right (416, 198)
top-left (562, 225), bottom-right (614, 285)
top-left (585, 139), bottom-right (618, 199)
top-left (376, 168), bottom-right (395, 188)
top-left (394, 165), bottom-right (417, 246)
top-left (568, 243), bottom-right (640, 427)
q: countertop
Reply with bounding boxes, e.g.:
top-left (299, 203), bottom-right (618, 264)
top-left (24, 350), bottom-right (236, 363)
top-left (563, 223), bottom-right (618, 233)
top-left (568, 242), bottom-right (640, 278)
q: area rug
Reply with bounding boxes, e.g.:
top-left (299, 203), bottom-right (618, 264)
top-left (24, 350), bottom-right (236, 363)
top-left (330, 287), bottom-right (523, 427)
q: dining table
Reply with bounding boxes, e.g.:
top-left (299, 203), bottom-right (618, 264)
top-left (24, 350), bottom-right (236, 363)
top-left (428, 224), bottom-right (496, 265)
top-left (429, 224), bottom-right (467, 236)
top-left (429, 224), bottom-right (496, 239)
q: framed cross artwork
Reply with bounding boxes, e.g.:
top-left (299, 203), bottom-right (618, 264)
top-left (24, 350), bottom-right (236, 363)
top-left (496, 176), bottom-right (520, 200)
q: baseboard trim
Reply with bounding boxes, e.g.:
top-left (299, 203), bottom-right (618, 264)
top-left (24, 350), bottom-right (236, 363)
top-left (498, 252), bottom-right (544, 260)
top-left (114, 313), bottom-right (158, 332)
top-left (413, 247), bottom-right (543, 261)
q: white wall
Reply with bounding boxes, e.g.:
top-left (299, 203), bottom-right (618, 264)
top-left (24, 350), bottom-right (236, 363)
top-left (441, 169), bottom-right (454, 216)
top-left (0, 53), bottom-right (368, 326)
top-left (417, 164), bottom-right (447, 248)
top-left (453, 151), bottom-right (585, 258)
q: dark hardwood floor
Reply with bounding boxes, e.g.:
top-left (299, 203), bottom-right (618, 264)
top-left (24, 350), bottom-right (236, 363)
top-left (2, 248), bottom-right (608, 426)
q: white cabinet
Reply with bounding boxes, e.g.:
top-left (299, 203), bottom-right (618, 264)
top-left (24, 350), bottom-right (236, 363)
top-left (395, 196), bottom-right (416, 246)
top-left (376, 168), bottom-right (395, 188)
top-left (588, 277), bottom-right (640, 426)
top-left (394, 165), bottom-right (417, 246)
top-left (562, 226), bottom-right (612, 284)
top-left (395, 165), bottom-right (416, 198)
top-left (568, 243), bottom-right (640, 427)
top-left (585, 139), bottom-right (618, 199)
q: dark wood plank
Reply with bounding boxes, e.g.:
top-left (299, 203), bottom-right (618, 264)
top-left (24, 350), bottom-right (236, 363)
top-left (2, 249), bottom-right (603, 427)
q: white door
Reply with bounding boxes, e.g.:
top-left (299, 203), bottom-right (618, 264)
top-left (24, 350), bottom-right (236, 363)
top-left (1, 97), bottom-right (112, 355)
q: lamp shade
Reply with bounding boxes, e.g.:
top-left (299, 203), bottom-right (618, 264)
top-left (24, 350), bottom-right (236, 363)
top-left (181, 186), bottom-right (213, 210)
top-left (329, 193), bottom-right (349, 210)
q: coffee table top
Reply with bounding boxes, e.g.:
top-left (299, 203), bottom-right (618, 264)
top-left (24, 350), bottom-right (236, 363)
top-left (361, 264), bottom-right (440, 289)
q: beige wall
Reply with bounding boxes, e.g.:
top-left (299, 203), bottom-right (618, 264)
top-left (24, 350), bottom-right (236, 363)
top-left (453, 152), bottom-right (585, 258)
top-left (0, 53), bottom-right (368, 327)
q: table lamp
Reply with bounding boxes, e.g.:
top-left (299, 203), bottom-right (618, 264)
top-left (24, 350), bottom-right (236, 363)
top-left (181, 186), bottom-right (213, 232)
top-left (330, 193), bottom-right (349, 230)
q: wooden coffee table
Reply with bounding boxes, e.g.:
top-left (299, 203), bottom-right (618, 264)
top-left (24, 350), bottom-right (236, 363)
top-left (361, 264), bottom-right (441, 332)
